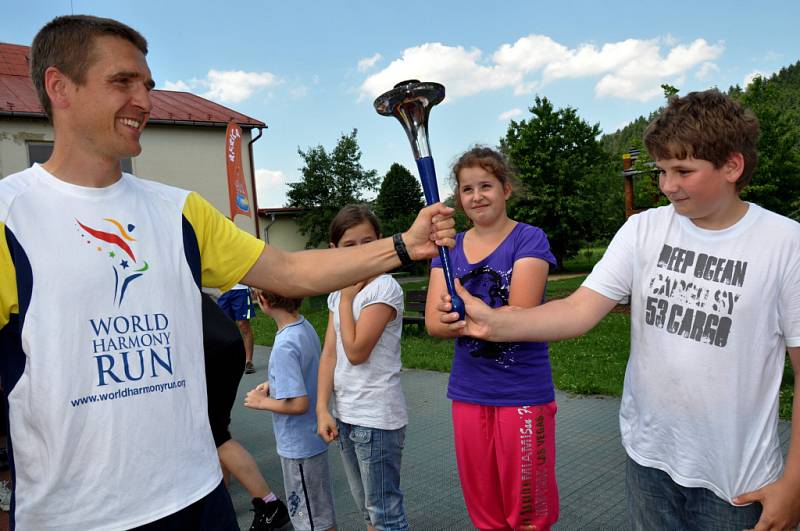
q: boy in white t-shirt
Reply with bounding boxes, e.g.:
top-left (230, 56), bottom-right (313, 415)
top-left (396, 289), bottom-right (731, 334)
top-left (439, 89), bottom-right (800, 530)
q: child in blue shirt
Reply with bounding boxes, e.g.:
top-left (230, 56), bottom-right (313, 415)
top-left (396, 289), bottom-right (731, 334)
top-left (245, 289), bottom-right (337, 531)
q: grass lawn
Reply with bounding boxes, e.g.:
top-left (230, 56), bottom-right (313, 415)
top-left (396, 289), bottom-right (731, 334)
top-left (251, 274), bottom-right (794, 420)
top-left (563, 247), bottom-right (607, 272)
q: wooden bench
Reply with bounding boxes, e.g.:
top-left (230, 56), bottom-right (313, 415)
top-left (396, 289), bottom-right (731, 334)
top-left (402, 289), bottom-right (427, 333)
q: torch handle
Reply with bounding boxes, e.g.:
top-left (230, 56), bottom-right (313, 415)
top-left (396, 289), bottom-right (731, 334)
top-left (415, 157), bottom-right (465, 320)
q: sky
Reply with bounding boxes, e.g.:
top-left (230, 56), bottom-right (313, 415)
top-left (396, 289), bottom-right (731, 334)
top-left (3, 0), bottom-right (799, 207)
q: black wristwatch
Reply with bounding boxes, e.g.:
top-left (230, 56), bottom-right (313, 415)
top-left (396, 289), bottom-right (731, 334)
top-left (393, 233), bottom-right (413, 266)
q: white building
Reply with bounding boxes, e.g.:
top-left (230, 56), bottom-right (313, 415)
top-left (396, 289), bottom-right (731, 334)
top-left (0, 42), bottom-right (266, 237)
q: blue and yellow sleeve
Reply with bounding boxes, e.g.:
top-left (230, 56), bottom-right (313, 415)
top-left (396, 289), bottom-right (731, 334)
top-left (182, 192), bottom-right (265, 292)
top-left (0, 223), bottom-right (18, 330)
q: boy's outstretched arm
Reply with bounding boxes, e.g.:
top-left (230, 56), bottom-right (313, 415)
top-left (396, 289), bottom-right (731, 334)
top-left (440, 281), bottom-right (619, 343)
top-left (244, 383), bottom-right (310, 415)
top-left (733, 347), bottom-right (800, 531)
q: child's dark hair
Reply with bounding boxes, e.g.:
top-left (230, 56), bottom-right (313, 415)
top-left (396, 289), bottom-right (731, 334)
top-left (644, 89), bottom-right (760, 191)
top-left (451, 146), bottom-right (517, 211)
top-left (328, 204), bottom-right (381, 246)
top-left (253, 288), bottom-right (303, 313)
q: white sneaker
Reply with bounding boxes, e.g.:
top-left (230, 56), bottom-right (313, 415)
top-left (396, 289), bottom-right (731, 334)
top-left (0, 480), bottom-right (11, 511)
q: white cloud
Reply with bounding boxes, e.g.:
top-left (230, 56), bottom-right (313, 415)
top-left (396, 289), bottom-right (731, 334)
top-left (593, 38), bottom-right (723, 101)
top-left (358, 53), bottom-right (382, 72)
top-left (359, 42), bottom-right (518, 102)
top-left (744, 70), bottom-right (765, 88)
top-left (696, 61), bottom-right (719, 80)
top-left (162, 80), bottom-right (191, 92)
top-left (255, 169), bottom-right (291, 208)
top-left (360, 35), bottom-right (725, 103)
top-left (493, 35), bottom-right (570, 73)
top-left (162, 70), bottom-right (281, 104)
top-left (498, 108), bottom-right (524, 121)
top-left (204, 70), bottom-right (280, 104)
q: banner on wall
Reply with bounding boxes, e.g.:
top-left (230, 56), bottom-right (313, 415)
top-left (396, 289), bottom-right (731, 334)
top-left (225, 121), bottom-right (252, 220)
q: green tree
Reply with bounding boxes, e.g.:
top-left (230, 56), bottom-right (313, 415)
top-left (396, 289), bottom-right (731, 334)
top-left (501, 96), bottom-right (618, 269)
top-left (736, 76), bottom-right (800, 216)
top-left (661, 83), bottom-right (680, 98)
top-left (286, 129), bottom-right (379, 248)
top-left (373, 163), bottom-right (425, 237)
top-left (442, 194), bottom-right (472, 233)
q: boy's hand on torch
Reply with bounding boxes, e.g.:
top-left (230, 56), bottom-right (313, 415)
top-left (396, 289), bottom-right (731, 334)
top-left (438, 280), bottom-right (512, 341)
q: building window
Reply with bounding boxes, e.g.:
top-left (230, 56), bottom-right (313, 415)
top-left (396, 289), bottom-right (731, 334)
top-left (27, 142), bottom-right (53, 166)
top-left (27, 141), bottom-right (133, 173)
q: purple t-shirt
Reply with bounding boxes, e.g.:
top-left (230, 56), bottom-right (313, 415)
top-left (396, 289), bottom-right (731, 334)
top-left (432, 222), bottom-right (557, 406)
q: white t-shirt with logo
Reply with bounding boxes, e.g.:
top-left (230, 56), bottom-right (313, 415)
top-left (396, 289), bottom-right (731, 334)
top-left (583, 203), bottom-right (800, 502)
top-left (327, 274), bottom-right (408, 430)
top-left (0, 165), bottom-right (264, 530)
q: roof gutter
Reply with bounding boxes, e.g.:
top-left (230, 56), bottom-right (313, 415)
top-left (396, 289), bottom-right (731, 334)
top-left (0, 111), bottom-right (47, 119)
top-left (247, 126), bottom-right (266, 239)
top-left (0, 112), bottom-right (265, 129)
top-left (148, 119), bottom-right (265, 128)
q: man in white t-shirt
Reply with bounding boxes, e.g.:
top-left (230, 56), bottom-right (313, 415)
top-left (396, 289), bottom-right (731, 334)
top-left (0, 15), bottom-right (454, 530)
top-left (439, 90), bottom-right (800, 530)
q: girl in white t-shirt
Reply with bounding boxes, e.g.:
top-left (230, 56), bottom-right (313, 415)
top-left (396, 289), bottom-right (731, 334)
top-left (316, 205), bottom-right (409, 531)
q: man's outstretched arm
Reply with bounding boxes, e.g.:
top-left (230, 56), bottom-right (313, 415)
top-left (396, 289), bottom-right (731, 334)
top-left (242, 203), bottom-right (454, 297)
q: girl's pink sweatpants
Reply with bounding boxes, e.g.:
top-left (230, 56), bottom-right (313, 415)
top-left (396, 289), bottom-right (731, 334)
top-left (452, 400), bottom-right (559, 531)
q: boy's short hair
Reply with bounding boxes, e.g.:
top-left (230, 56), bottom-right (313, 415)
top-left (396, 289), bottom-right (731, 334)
top-left (643, 89), bottom-right (760, 191)
top-left (30, 15), bottom-right (149, 118)
top-left (253, 288), bottom-right (303, 313)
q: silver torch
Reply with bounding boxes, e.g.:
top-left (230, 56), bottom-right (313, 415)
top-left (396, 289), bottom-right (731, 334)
top-left (374, 80), bottom-right (465, 319)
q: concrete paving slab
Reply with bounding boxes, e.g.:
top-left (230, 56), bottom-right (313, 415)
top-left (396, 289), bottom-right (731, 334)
top-left (228, 346), bottom-right (792, 530)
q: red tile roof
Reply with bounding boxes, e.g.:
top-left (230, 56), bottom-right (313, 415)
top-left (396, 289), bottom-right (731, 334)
top-left (0, 42), bottom-right (266, 128)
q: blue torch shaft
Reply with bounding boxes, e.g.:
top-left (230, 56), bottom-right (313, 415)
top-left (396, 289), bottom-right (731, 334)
top-left (415, 156), bottom-right (465, 319)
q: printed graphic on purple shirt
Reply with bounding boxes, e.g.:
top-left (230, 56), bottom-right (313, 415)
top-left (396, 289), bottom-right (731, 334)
top-left (432, 223), bottom-right (557, 406)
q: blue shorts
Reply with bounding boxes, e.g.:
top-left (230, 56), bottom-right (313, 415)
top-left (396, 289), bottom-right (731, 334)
top-left (217, 288), bottom-right (255, 321)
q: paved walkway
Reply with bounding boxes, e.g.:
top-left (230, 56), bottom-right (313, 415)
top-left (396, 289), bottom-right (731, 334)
top-left (229, 346), bottom-right (792, 530)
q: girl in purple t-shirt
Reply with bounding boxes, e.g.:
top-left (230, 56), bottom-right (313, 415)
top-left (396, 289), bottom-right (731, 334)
top-left (426, 146), bottom-right (559, 530)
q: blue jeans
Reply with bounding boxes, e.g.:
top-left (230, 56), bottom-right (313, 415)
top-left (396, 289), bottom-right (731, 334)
top-left (337, 421), bottom-right (409, 531)
top-left (626, 456), bottom-right (762, 530)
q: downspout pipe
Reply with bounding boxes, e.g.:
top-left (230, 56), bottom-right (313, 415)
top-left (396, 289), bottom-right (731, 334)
top-left (247, 125), bottom-right (265, 238)
top-left (263, 212), bottom-right (277, 244)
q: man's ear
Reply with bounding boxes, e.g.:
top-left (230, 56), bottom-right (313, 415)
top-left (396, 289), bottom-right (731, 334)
top-left (44, 66), bottom-right (73, 112)
top-left (724, 152), bottom-right (745, 184)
